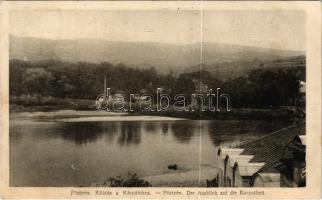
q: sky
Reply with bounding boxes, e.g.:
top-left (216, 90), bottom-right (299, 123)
top-left (10, 9), bottom-right (305, 51)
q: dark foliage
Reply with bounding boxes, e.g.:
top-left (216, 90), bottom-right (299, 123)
top-left (9, 59), bottom-right (304, 109)
top-left (106, 173), bottom-right (151, 187)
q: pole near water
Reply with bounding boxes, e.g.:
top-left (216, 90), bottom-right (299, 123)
top-left (216, 64), bottom-right (219, 80)
top-left (104, 75), bottom-right (107, 95)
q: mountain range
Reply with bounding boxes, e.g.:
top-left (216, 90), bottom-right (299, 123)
top-left (10, 35), bottom-right (305, 77)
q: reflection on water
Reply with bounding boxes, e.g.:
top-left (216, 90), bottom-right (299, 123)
top-left (161, 123), bottom-right (169, 134)
top-left (119, 122), bottom-right (141, 146)
top-left (51, 121), bottom-right (201, 146)
top-left (57, 121), bottom-right (203, 145)
top-left (58, 122), bottom-right (142, 146)
top-left (171, 122), bottom-right (195, 143)
top-left (10, 118), bottom-right (290, 186)
top-left (60, 123), bottom-right (105, 145)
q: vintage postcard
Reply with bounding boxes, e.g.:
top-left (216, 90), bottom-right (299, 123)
top-left (0, 1), bottom-right (321, 199)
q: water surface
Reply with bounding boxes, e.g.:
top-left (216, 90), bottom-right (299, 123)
top-left (10, 115), bottom-right (288, 186)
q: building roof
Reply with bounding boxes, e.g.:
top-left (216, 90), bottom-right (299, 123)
top-left (253, 173), bottom-right (281, 187)
top-left (238, 163), bottom-right (266, 176)
top-left (300, 81), bottom-right (306, 93)
top-left (216, 122), bottom-right (305, 187)
top-left (228, 155), bottom-right (254, 167)
top-left (257, 173), bottom-right (281, 183)
top-left (238, 122), bottom-right (305, 173)
top-left (218, 148), bottom-right (244, 159)
top-left (299, 135), bottom-right (306, 145)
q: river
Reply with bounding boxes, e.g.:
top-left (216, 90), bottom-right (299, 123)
top-left (9, 112), bottom-right (290, 186)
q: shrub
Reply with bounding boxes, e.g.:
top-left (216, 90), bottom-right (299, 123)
top-left (15, 94), bottom-right (57, 106)
top-left (106, 172), bottom-right (151, 187)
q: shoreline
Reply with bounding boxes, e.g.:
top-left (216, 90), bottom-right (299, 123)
top-left (143, 167), bottom-right (219, 187)
top-left (9, 109), bottom-right (186, 122)
top-left (10, 102), bottom-right (304, 122)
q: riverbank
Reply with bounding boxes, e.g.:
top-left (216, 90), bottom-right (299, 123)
top-left (143, 167), bottom-right (219, 187)
top-left (135, 108), bottom-right (304, 121)
top-left (10, 103), bottom-right (303, 122)
top-left (9, 109), bottom-right (185, 122)
top-left (10, 96), bottom-right (96, 112)
top-left (10, 94), bottom-right (304, 121)
top-left (90, 167), bottom-right (219, 187)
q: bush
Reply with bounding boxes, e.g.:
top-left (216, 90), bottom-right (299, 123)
top-left (15, 94), bottom-right (57, 106)
top-left (40, 96), bottom-right (56, 105)
top-left (106, 172), bottom-right (151, 187)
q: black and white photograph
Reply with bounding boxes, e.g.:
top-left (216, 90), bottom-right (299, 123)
top-left (6, 4), bottom-right (309, 190)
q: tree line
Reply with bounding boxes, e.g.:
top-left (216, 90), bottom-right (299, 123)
top-left (9, 59), bottom-right (304, 109)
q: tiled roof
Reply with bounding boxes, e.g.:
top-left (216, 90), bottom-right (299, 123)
top-left (238, 122), bottom-right (305, 173)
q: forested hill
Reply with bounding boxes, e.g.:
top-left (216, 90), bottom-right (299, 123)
top-left (187, 55), bottom-right (305, 80)
top-left (10, 35), bottom-right (304, 75)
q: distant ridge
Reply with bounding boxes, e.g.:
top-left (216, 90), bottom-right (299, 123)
top-left (10, 35), bottom-right (304, 75)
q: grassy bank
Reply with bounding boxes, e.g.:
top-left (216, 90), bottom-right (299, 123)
top-left (10, 95), bottom-right (96, 112)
